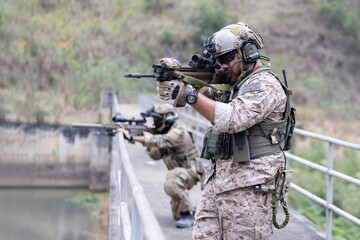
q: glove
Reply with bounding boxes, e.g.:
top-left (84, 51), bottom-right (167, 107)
top-left (115, 124), bottom-right (134, 144)
top-left (157, 80), bottom-right (194, 107)
top-left (156, 58), bottom-right (191, 107)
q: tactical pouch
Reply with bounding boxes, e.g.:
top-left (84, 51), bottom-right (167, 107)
top-left (232, 130), bottom-right (250, 163)
top-left (275, 167), bottom-right (293, 200)
top-left (200, 128), bottom-right (213, 160)
top-left (200, 128), bottom-right (233, 160)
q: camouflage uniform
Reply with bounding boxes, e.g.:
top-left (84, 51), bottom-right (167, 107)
top-left (193, 70), bottom-right (286, 239)
top-left (143, 122), bottom-right (200, 220)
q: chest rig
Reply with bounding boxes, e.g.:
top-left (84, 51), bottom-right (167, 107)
top-left (201, 65), bottom-right (296, 162)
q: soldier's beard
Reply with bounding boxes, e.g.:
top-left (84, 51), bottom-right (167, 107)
top-left (223, 69), bottom-right (241, 85)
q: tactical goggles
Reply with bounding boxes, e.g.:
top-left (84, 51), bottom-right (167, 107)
top-left (216, 50), bottom-right (237, 65)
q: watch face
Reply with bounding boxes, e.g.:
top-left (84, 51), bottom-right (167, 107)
top-left (186, 94), bottom-right (196, 104)
top-left (188, 95), bottom-right (195, 102)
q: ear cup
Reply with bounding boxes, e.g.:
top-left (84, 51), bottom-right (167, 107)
top-left (241, 41), bottom-right (260, 63)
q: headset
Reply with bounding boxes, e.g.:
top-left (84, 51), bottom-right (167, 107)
top-left (241, 40), bottom-right (261, 63)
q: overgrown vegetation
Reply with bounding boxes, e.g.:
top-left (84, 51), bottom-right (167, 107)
top-left (67, 191), bottom-right (108, 240)
top-left (1, 0), bottom-right (360, 124)
top-left (288, 137), bottom-right (360, 240)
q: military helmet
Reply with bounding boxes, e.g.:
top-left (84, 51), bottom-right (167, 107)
top-left (210, 22), bottom-right (264, 59)
top-left (153, 103), bottom-right (178, 127)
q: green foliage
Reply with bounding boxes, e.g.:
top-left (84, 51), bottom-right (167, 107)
top-left (30, 108), bottom-right (49, 123)
top-left (66, 191), bottom-right (108, 213)
top-left (296, 140), bottom-right (327, 165)
top-left (0, 107), bottom-right (11, 121)
top-left (319, 0), bottom-right (360, 40)
top-left (289, 139), bottom-right (360, 240)
top-left (193, 2), bottom-right (229, 45)
top-left (0, 11), bottom-right (3, 25)
top-left (143, 0), bottom-right (167, 15)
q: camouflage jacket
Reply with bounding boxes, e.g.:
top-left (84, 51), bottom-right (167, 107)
top-left (143, 122), bottom-right (199, 171)
top-left (206, 68), bottom-right (286, 194)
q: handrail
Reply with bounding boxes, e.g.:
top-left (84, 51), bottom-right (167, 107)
top-left (294, 128), bottom-right (360, 150)
top-left (137, 93), bottom-right (360, 240)
top-left (108, 93), bottom-right (165, 240)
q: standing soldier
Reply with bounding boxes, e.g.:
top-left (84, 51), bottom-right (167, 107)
top-left (118, 103), bottom-right (204, 228)
top-left (156, 22), bottom-right (295, 239)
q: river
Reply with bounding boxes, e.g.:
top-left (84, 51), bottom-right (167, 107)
top-left (0, 188), bottom-right (98, 240)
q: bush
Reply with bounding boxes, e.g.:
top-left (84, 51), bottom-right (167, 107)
top-left (193, 2), bottom-right (229, 45)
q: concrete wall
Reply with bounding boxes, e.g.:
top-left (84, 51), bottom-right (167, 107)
top-left (0, 122), bottom-right (111, 190)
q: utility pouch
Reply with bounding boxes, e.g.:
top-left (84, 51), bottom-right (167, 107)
top-left (200, 127), bottom-right (232, 160)
top-left (232, 130), bottom-right (250, 163)
top-left (200, 128), bottom-right (213, 160)
top-left (275, 167), bottom-right (293, 200)
top-left (271, 167), bottom-right (293, 229)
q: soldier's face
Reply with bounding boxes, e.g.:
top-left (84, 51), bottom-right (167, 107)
top-left (217, 52), bottom-right (241, 85)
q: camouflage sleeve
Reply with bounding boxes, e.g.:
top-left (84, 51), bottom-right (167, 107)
top-left (213, 72), bottom-right (286, 133)
top-left (143, 127), bottom-right (184, 149)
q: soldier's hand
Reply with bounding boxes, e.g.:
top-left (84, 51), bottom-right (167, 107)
top-left (157, 81), bottom-right (194, 107)
top-left (115, 124), bottom-right (134, 144)
top-left (159, 57), bottom-right (184, 80)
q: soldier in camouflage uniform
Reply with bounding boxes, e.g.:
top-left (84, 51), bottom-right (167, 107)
top-left (156, 22), bottom-right (293, 239)
top-left (119, 103), bottom-right (203, 228)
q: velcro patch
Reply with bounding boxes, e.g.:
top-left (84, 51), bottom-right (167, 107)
top-left (241, 82), bottom-right (262, 95)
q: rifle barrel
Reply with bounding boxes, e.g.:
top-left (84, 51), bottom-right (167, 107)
top-left (71, 123), bottom-right (120, 129)
top-left (124, 73), bottom-right (158, 78)
top-left (71, 123), bottom-right (103, 128)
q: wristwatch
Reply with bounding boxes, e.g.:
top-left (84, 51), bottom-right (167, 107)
top-left (186, 88), bottom-right (199, 104)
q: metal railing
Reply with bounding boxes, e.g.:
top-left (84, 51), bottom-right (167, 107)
top-left (286, 129), bottom-right (360, 240)
top-left (137, 93), bottom-right (360, 240)
top-left (108, 93), bottom-right (165, 240)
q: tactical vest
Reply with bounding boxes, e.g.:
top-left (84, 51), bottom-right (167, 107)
top-left (201, 65), bottom-right (296, 162)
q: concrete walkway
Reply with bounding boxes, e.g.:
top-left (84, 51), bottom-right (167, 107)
top-left (119, 104), bottom-right (326, 240)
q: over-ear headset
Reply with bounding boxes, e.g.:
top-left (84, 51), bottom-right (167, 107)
top-left (241, 40), bottom-right (260, 63)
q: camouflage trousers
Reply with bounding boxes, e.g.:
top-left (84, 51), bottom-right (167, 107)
top-left (163, 167), bottom-right (199, 220)
top-left (192, 176), bottom-right (273, 240)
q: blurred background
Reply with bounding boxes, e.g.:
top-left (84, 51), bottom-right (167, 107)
top-left (0, 0), bottom-right (359, 239)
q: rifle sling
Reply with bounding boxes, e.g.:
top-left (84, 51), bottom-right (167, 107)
top-left (183, 75), bottom-right (230, 91)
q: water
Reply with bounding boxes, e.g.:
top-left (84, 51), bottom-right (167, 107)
top-left (0, 188), bottom-right (98, 240)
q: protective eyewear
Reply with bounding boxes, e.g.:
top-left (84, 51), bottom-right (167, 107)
top-left (217, 50), bottom-right (237, 65)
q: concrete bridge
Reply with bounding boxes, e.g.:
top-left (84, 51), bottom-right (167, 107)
top-left (111, 103), bottom-right (328, 240)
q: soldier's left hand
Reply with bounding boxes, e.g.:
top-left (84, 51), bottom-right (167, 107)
top-left (157, 80), bottom-right (194, 107)
top-left (115, 124), bottom-right (134, 143)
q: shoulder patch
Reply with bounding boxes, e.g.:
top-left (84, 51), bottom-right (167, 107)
top-left (241, 82), bottom-right (262, 95)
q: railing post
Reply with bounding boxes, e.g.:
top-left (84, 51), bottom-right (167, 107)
top-left (326, 142), bottom-right (334, 240)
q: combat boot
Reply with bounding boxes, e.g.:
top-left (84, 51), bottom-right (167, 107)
top-left (175, 211), bottom-right (194, 228)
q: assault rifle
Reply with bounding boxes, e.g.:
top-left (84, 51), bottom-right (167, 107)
top-left (71, 110), bottom-right (157, 137)
top-left (124, 38), bottom-right (226, 86)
